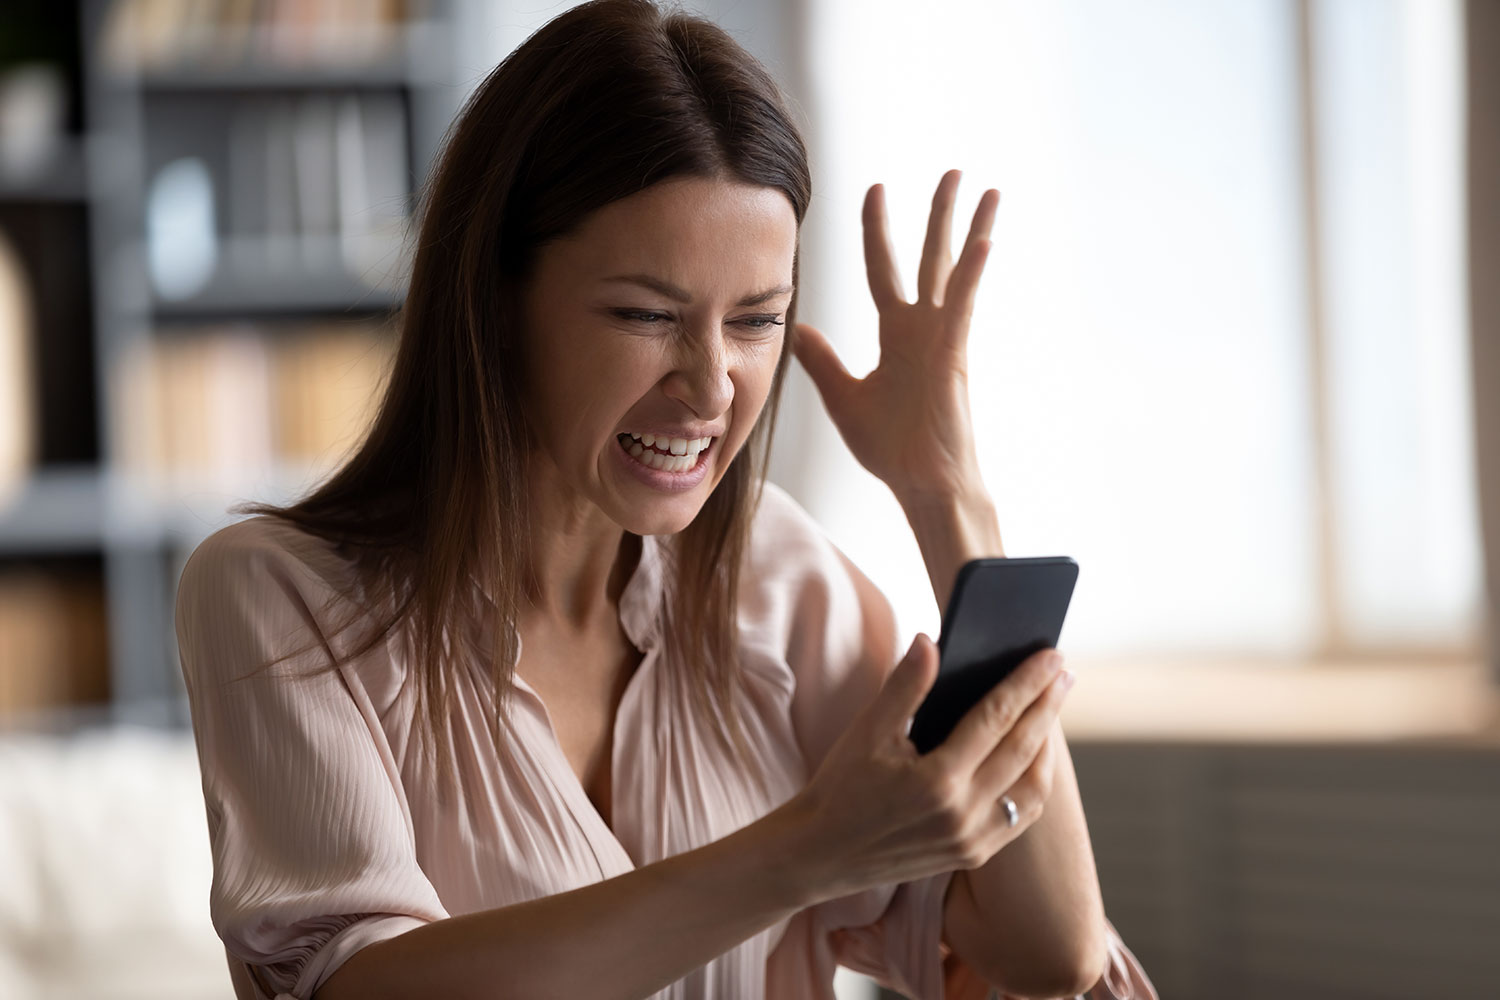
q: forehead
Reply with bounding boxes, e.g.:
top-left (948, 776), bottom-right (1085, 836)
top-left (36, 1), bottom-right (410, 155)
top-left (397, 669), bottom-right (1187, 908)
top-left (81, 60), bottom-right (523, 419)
top-left (542, 177), bottom-right (798, 294)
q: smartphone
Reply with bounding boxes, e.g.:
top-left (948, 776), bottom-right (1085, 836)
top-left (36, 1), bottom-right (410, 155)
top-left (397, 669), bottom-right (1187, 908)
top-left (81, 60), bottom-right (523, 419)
top-left (907, 556), bottom-right (1079, 755)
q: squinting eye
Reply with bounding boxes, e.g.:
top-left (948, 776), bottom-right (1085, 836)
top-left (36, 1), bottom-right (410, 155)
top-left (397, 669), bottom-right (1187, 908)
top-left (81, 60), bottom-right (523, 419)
top-left (614, 309), bottom-right (785, 333)
top-left (615, 309), bottom-right (672, 324)
top-left (738, 316), bottom-right (786, 332)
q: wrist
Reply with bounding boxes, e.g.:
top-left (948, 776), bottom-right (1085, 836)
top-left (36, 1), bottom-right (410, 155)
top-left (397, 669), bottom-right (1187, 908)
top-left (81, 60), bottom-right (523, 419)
top-left (890, 457), bottom-right (986, 511)
top-left (900, 484), bottom-right (1001, 540)
top-left (753, 792), bottom-right (843, 909)
top-left (899, 485), bottom-right (1005, 610)
top-left (900, 479), bottom-right (1008, 554)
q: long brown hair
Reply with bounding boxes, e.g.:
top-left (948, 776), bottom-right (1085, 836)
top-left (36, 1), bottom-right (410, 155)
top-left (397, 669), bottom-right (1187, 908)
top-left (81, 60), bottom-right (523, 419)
top-left (228, 0), bottom-right (811, 802)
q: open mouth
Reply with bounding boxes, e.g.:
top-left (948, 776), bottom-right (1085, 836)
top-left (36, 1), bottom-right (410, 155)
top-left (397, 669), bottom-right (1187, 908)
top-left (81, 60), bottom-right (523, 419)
top-left (615, 432), bottom-right (713, 474)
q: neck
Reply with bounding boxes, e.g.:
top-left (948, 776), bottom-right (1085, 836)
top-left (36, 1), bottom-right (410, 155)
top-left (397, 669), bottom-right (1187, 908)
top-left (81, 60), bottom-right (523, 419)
top-left (521, 459), bottom-right (641, 633)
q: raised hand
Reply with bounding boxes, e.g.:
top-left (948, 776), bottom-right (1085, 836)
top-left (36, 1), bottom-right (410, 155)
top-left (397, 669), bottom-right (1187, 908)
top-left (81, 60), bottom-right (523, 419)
top-left (793, 169), bottom-right (1000, 506)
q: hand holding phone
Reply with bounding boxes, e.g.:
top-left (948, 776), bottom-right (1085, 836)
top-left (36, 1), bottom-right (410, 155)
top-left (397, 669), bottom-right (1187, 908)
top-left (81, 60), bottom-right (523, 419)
top-left (907, 556), bottom-right (1078, 754)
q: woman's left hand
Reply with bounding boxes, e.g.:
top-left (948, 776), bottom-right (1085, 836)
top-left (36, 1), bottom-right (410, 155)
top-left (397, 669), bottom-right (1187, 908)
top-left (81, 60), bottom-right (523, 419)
top-left (793, 169), bottom-right (1000, 506)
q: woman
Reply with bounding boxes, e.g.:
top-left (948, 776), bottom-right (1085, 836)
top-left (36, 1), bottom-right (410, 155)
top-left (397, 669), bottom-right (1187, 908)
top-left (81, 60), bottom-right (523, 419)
top-left (174, 2), bottom-right (1153, 998)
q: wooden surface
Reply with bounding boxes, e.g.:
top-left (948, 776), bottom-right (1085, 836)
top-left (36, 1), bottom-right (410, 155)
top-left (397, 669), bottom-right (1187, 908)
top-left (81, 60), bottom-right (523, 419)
top-left (1059, 658), bottom-right (1500, 745)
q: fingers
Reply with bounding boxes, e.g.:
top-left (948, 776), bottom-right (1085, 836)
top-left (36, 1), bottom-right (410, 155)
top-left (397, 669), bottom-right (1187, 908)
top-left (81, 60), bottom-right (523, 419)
top-left (791, 322), bottom-right (857, 412)
top-left (943, 188), bottom-right (1000, 336)
top-left (866, 177), bottom-right (999, 327)
top-left (917, 169), bottom-right (962, 307)
top-left (926, 649), bottom-right (1066, 776)
top-left (970, 665), bottom-right (1071, 799)
top-left (864, 633), bottom-right (939, 741)
top-left (964, 186), bottom-right (1001, 248)
top-left (862, 184), bottom-right (907, 311)
top-left (967, 726), bottom-right (1056, 862)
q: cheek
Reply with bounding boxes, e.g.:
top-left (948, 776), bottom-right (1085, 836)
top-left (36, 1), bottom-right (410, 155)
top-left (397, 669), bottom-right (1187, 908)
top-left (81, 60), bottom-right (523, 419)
top-left (727, 346), bottom-right (784, 443)
top-left (542, 341), bottom-right (657, 419)
top-left (744, 338), bottom-right (784, 402)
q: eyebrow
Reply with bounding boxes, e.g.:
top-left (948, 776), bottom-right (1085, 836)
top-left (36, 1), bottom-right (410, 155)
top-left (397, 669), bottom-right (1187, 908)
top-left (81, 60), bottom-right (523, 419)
top-left (601, 273), bottom-right (794, 307)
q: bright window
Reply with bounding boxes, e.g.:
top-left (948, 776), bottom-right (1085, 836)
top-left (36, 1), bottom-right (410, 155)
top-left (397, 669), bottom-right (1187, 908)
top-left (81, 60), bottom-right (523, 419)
top-left (794, 0), bottom-right (1480, 663)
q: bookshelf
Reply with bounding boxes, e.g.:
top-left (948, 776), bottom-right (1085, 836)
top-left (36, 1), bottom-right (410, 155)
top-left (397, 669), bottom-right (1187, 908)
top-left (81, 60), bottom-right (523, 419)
top-left (0, 0), bottom-right (461, 729)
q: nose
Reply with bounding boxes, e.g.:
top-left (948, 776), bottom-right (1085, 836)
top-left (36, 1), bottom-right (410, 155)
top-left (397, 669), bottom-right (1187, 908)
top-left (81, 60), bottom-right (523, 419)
top-left (662, 324), bottom-right (734, 418)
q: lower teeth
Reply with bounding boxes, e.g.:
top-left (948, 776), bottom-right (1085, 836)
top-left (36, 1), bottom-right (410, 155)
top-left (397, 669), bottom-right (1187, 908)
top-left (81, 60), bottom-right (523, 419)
top-left (620, 437), bottom-right (703, 473)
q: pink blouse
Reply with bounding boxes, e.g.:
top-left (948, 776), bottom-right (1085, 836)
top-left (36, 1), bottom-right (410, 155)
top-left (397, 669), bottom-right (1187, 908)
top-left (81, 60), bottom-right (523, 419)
top-left (174, 482), bottom-right (962, 1000)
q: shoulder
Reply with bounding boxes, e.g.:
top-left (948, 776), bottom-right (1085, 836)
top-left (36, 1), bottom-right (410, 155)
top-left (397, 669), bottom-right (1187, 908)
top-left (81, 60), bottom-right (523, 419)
top-left (741, 480), bottom-right (839, 599)
top-left (739, 483), bottom-right (904, 771)
top-left (741, 481), bottom-right (900, 671)
top-left (743, 480), bottom-right (857, 579)
top-left (749, 479), bottom-right (817, 535)
top-left (178, 516), bottom-right (355, 606)
top-left (175, 515), bottom-right (376, 663)
top-left (745, 481), bottom-right (890, 608)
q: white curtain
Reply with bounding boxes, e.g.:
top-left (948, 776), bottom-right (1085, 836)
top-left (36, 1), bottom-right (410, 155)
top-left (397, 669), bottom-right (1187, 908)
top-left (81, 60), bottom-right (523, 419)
top-left (792, 0), bottom-right (1481, 664)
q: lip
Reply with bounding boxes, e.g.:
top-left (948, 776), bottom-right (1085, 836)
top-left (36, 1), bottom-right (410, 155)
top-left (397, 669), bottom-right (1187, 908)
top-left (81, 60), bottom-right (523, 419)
top-left (612, 433), bottom-right (713, 493)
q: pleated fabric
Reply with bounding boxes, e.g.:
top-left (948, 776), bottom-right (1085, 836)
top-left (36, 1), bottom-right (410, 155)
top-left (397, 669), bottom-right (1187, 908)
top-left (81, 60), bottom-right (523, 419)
top-left (175, 482), bottom-right (957, 1000)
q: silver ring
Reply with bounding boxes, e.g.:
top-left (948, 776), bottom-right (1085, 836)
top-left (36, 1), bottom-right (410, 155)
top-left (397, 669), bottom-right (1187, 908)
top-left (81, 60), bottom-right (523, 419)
top-left (1001, 794), bottom-right (1019, 828)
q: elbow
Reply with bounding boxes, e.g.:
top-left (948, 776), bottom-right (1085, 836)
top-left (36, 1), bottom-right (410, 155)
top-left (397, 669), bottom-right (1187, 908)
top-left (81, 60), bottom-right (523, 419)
top-left (981, 922), bottom-right (1111, 1000)
top-left (990, 959), bottom-right (1106, 1000)
top-left (1044, 941), bottom-right (1110, 999)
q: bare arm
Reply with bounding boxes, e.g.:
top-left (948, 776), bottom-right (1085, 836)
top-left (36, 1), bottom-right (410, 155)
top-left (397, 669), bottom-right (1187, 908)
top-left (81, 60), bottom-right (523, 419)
top-left (943, 725), bottom-right (1108, 997)
top-left (904, 488), bottom-right (1109, 998)
top-left (315, 795), bottom-right (825, 1000)
top-left (791, 164), bottom-right (1109, 994)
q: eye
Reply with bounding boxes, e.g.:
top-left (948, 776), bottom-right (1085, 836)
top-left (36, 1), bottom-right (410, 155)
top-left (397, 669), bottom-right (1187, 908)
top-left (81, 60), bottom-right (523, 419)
top-left (614, 309), bottom-right (673, 325)
top-left (736, 315), bottom-right (786, 333)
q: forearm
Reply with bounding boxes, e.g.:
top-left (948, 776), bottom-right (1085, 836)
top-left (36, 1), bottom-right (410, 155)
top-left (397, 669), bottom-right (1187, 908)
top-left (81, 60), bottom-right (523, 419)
top-left (900, 484), bottom-right (1107, 992)
top-left (899, 482), bottom-right (1006, 610)
top-left (952, 726), bottom-right (1108, 994)
top-left (316, 797), bottom-right (826, 1000)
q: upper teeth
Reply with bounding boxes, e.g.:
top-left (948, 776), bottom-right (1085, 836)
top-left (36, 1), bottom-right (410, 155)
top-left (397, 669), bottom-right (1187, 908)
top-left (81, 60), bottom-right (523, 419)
top-left (626, 432), bottom-right (711, 456)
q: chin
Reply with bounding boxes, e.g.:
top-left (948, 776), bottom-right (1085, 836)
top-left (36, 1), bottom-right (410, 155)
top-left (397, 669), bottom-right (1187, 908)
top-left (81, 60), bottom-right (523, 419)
top-left (604, 447), bottom-right (729, 535)
top-left (617, 496), bottom-right (708, 536)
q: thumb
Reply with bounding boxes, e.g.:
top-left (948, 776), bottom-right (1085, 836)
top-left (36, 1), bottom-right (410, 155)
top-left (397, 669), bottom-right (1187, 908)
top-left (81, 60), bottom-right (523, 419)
top-left (792, 322), bottom-right (857, 411)
top-left (865, 633), bottom-right (939, 738)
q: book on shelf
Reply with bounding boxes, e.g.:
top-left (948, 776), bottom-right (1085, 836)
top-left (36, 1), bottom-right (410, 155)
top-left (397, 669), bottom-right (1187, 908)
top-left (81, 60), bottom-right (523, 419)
top-left (0, 570), bottom-right (110, 718)
top-left (334, 92), bottom-right (408, 281)
top-left (153, 91), bottom-right (409, 299)
top-left (100, 0), bottom-right (416, 73)
top-left (0, 228), bottom-right (38, 500)
top-left (112, 320), bottom-right (398, 492)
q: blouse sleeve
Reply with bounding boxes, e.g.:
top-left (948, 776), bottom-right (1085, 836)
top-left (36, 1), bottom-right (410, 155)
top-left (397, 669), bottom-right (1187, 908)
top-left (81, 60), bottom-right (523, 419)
top-left (751, 484), bottom-right (958, 1000)
top-left (174, 520), bottom-right (449, 1000)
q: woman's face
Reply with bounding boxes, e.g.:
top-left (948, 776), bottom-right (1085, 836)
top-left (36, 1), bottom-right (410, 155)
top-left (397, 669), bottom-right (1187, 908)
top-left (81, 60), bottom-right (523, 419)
top-left (519, 175), bottom-right (798, 536)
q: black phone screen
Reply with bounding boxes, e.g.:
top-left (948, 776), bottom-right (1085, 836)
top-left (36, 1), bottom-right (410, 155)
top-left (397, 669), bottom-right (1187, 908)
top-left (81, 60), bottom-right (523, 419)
top-left (907, 556), bottom-right (1079, 755)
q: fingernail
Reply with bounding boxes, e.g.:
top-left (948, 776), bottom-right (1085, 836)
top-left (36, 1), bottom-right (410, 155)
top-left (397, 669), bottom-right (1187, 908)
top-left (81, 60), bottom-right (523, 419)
top-left (1057, 669), bottom-right (1076, 692)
